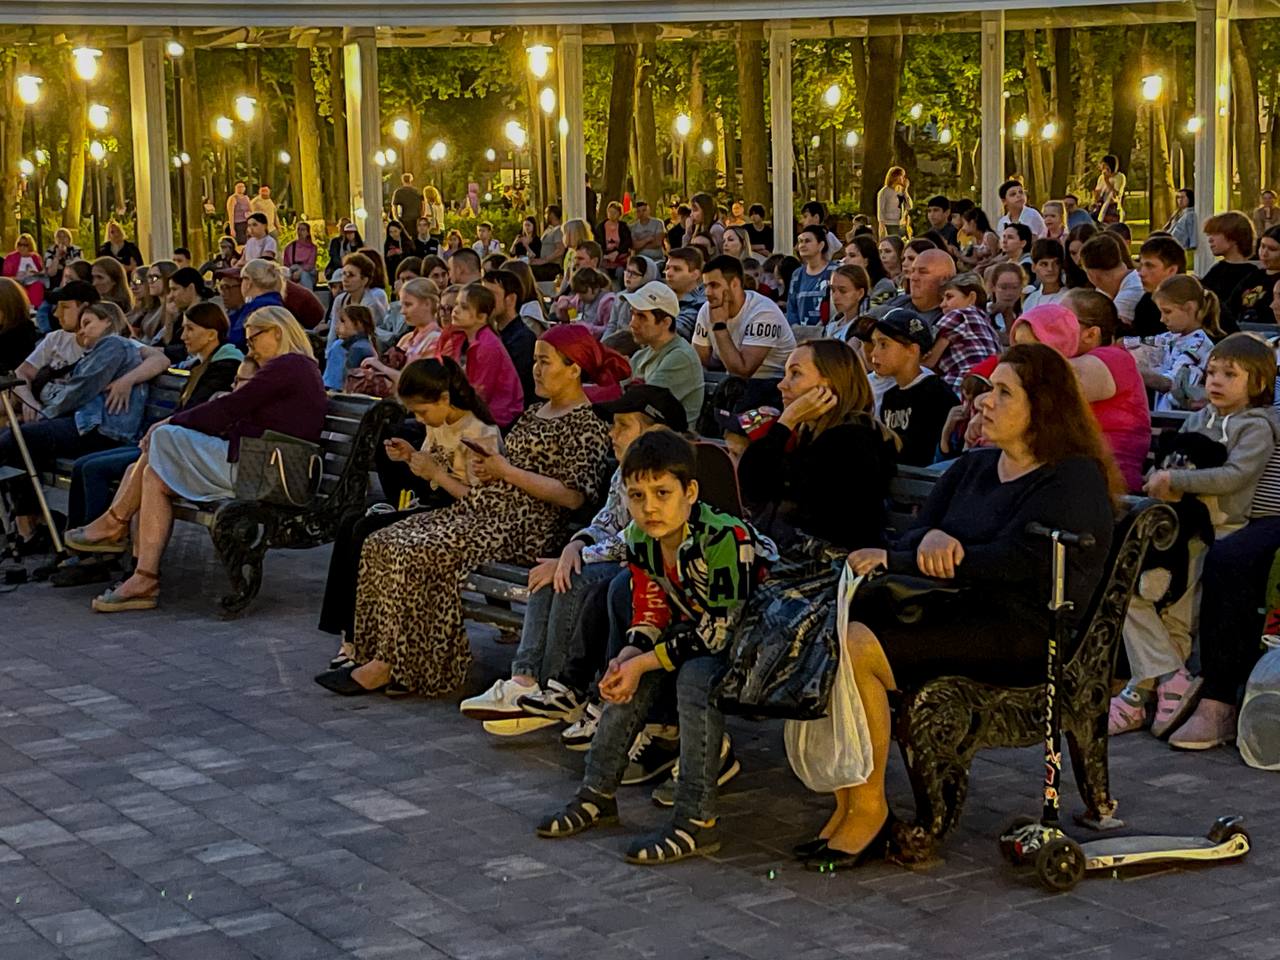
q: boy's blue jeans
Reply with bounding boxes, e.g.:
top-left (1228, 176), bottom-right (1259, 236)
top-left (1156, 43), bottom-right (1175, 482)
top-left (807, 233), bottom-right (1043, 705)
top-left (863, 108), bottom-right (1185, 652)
top-left (582, 651), bottom-right (727, 824)
top-left (511, 561), bottom-right (621, 684)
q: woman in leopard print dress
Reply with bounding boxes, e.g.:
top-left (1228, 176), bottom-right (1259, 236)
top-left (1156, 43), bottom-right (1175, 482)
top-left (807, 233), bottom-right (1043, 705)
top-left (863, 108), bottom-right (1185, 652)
top-left (317, 325), bottom-right (627, 697)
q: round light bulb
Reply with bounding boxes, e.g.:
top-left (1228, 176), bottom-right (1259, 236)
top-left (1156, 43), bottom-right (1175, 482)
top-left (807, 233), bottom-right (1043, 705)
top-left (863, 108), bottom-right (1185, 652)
top-left (19, 159), bottom-right (35, 177)
top-left (234, 95), bottom-right (257, 123)
top-left (16, 74), bottom-right (43, 105)
top-left (539, 86), bottom-right (556, 116)
top-left (35, 149), bottom-right (48, 164)
top-left (674, 113), bottom-right (692, 138)
top-left (166, 40), bottom-right (185, 59)
top-left (385, 148), bottom-right (398, 164)
top-left (172, 155), bottom-right (183, 169)
top-left (939, 127), bottom-right (953, 145)
top-left (527, 43), bottom-right (552, 80)
top-left (823, 83), bottom-right (841, 108)
top-left (1041, 122), bottom-right (1058, 141)
top-left (429, 141), bottom-right (447, 162)
top-left (558, 117), bottom-right (569, 137)
top-left (392, 118), bottom-right (410, 142)
top-left (89, 140), bottom-right (106, 162)
top-left (180, 151), bottom-right (191, 164)
top-left (1186, 116), bottom-right (1204, 135)
top-left (374, 150), bottom-right (387, 167)
top-left (215, 116), bottom-right (234, 141)
top-left (87, 103), bottom-right (110, 131)
top-left (276, 150), bottom-right (289, 164)
top-left (1141, 74), bottom-right (1163, 102)
top-left (484, 192), bottom-right (493, 202)
top-left (354, 206), bottom-right (368, 221)
top-left (72, 47), bottom-right (102, 82)
top-left (810, 134), bottom-right (821, 149)
top-left (485, 148), bottom-right (496, 162)
top-left (844, 130), bottom-right (859, 149)
top-left (909, 102), bottom-right (924, 121)
top-left (700, 138), bottom-right (714, 156)
top-left (505, 120), bottom-right (527, 149)
top-left (1013, 117), bottom-right (1030, 139)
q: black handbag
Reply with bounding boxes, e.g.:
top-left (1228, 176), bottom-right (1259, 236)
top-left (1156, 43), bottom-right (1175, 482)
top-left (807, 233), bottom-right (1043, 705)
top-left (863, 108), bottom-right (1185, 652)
top-left (233, 430), bottom-right (323, 507)
top-left (848, 569), bottom-right (966, 627)
top-left (715, 539), bottom-right (846, 721)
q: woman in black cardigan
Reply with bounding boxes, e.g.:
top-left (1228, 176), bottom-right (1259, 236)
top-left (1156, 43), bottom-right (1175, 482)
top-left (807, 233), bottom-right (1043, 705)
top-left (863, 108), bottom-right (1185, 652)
top-left (738, 338), bottom-right (898, 551)
top-left (806, 343), bottom-right (1120, 872)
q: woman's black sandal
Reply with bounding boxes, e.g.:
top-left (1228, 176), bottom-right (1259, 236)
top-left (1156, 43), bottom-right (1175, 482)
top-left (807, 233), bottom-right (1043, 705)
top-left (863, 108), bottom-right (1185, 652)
top-left (535, 789), bottom-right (618, 838)
top-left (625, 817), bottom-right (721, 865)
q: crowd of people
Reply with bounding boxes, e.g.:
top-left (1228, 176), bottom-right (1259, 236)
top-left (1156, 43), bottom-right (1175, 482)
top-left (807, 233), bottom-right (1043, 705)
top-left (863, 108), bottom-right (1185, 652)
top-left (2, 164), bottom-right (1279, 871)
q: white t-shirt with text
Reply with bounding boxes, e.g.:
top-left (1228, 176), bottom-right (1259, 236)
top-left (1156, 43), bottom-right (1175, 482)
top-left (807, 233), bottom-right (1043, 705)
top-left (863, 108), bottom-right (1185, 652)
top-left (692, 290), bottom-right (796, 380)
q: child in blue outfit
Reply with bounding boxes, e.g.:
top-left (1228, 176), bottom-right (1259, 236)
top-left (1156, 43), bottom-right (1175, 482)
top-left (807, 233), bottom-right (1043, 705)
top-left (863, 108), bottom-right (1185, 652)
top-left (536, 428), bottom-right (776, 864)
top-left (323, 303), bottom-right (377, 391)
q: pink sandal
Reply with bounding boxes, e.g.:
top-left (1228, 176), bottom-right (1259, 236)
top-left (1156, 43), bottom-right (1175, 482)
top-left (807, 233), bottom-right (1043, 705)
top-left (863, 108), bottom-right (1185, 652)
top-left (1151, 668), bottom-right (1203, 739)
top-left (1108, 694), bottom-right (1145, 735)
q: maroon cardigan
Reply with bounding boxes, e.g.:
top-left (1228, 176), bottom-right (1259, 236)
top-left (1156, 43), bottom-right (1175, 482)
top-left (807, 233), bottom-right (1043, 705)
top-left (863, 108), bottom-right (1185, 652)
top-left (169, 352), bottom-right (327, 461)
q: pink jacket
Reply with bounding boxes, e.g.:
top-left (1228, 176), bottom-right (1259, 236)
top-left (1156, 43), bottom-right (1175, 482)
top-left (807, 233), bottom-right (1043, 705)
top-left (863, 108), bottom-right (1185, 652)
top-left (3, 251), bottom-right (44, 307)
top-left (436, 325), bottom-right (524, 428)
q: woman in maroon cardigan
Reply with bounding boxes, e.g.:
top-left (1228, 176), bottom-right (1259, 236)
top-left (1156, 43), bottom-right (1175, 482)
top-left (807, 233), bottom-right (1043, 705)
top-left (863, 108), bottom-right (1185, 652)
top-left (91, 306), bottom-right (327, 613)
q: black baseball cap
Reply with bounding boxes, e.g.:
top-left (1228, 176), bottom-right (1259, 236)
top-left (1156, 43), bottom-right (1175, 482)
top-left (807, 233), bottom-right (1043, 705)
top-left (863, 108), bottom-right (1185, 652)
top-left (874, 308), bottom-right (934, 351)
top-left (593, 384), bottom-right (688, 433)
top-left (171, 267), bottom-right (213, 298)
top-left (48, 280), bottom-right (100, 305)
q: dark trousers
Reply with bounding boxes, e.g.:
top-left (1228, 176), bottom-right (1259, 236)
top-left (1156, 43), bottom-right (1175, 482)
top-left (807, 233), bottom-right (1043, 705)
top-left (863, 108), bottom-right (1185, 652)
top-left (374, 418), bottom-right (432, 507)
top-left (0, 417), bottom-right (119, 515)
top-left (1199, 517), bottom-right (1280, 703)
top-left (67, 446), bottom-right (141, 528)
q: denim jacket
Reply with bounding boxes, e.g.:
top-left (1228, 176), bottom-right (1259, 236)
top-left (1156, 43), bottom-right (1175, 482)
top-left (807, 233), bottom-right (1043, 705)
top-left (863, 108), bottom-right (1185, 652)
top-left (41, 335), bottom-right (147, 442)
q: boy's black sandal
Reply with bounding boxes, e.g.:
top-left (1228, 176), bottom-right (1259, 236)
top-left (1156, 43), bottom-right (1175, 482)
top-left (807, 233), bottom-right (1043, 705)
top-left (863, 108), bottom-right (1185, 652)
top-left (625, 817), bottom-right (721, 865)
top-left (535, 789), bottom-right (618, 838)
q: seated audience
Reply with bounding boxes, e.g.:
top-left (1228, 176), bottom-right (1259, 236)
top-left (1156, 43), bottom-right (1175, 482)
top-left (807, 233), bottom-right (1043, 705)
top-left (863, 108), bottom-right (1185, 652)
top-left (318, 357), bottom-right (502, 655)
top-left (1200, 211), bottom-right (1256, 328)
top-left (1112, 334), bottom-right (1278, 738)
top-left (870, 312), bottom-right (958, 466)
top-left (787, 227), bottom-right (836, 327)
top-left (693, 255), bottom-right (796, 411)
top-left (1064, 222), bottom-right (1098, 289)
top-left (313, 323), bottom-right (615, 697)
top-left (0, 276), bottom-right (38, 374)
top-left (87, 307), bottom-right (326, 612)
top-left (1226, 224), bottom-right (1280, 331)
top-left (435, 282), bottom-right (526, 428)
top-left (621, 281), bottom-right (706, 427)
top-left (925, 273), bottom-right (1003, 391)
top-left (324, 303), bottom-right (378, 392)
top-left (871, 249), bottom-right (955, 326)
top-left (837, 344), bottom-right (1118, 871)
top-left (1080, 232), bottom-right (1143, 327)
top-left (283, 221), bottom-right (319, 290)
top-left (1133, 274), bottom-right (1223, 411)
top-left (602, 256), bottom-right (658, 346)
top-left (843, 236), bottom-right (897, 305)
top-left (986, 262), bottom-right (1025, 335)
top-left (738, 339), bottom-right (898, 550)
top-left (824, 264), bottom-right (871, 343)
top-left (1132, 235), bottom-right (1187, 338)
top-left (664, 247), bottom-right (707, 340)
top-left (325, 252), bottom-right (390, 352)
top-left (3, 233), bottom-right (46, 309)
top-left (480, 270), bottom-right (538, 405)
top-left (1021, 239), bottom-right (1067, 310)
top-left (535, 429), bottom-right (776, 865)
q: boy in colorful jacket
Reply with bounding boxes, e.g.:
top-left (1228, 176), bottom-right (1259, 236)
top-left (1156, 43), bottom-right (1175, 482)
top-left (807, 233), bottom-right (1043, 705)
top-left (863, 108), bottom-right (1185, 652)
top-left (536, 428), bottom-right (776, 864)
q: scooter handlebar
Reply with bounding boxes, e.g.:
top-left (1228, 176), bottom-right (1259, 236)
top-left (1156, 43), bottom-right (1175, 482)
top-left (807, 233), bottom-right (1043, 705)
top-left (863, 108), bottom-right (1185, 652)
top-left (1026, 522), bottom-right (1096, 549)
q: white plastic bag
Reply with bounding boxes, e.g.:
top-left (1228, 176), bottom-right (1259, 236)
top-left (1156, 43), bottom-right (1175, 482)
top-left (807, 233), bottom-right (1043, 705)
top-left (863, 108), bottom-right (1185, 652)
top-left (1239, 635), bottom-right (1280, 772)
top-left (783, 565), bottom-right (874, 792)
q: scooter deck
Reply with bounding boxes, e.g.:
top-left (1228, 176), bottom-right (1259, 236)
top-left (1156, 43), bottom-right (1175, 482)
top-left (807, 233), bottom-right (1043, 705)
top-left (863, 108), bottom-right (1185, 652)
top-left (1080, 833), bottom-right (1250, 870)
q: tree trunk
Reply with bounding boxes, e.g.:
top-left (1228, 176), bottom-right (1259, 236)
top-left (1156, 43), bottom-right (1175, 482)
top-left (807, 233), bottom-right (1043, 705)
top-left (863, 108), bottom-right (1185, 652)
top-left (1108, 26), bottom-right (1146, 177)
top-left (1, 55), bottom-right (28, 251)
top-left (687, 44), bottom-right (715, 193)
top-left (291, 47), bottom-right (325, 222)
top-left (858, 28), bottom-right (904, 219)
top-left (1152, 89), bottom-right (1176, 228)
top-left (599, 37), bottom-right (639, 220)
top-left (1073, 32), bottom-right (1096, 190)
top-left (64, 77), bottom-right (88, 233)
top-left (736, 22), bottom-right (769, 209)
top-left (1051, 28), bottom-right (1074, 199)
top-left (1023, 30), bottom-right (1050, 205)
top-left (1231, 21), bottom-right (1262, 211)
top-left (1270, 111), bottom-right (1280, 195)
top-left (329, 44), bottom-right (349, 215)
top-left (634, 29), bottom-right (663, 207)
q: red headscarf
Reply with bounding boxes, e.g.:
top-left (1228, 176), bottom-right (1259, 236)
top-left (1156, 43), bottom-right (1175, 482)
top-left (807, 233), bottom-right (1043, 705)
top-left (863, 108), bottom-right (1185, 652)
top-left (540, 324), bottom-right (632, 402)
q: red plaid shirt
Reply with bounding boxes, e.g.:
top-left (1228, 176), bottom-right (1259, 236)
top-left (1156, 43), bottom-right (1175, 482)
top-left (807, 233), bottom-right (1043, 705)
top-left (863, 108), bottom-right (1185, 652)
top-left (933, 307), bottom-right (1002, 392)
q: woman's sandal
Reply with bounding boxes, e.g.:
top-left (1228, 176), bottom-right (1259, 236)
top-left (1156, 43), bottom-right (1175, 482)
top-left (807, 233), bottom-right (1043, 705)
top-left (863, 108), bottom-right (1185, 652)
top-left (91, 568), bottom-right (160, 613)
top-left (535, 789), bottom-right (619, 838)
top-left (66, 508), bottom-right (131, 555)
top-left (625, 817), bottom-right (721, 865)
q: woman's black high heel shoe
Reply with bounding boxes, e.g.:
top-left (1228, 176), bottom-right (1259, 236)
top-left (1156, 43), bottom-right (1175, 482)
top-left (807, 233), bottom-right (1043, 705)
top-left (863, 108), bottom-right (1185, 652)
top-left (803, 814), bottom-right (895, 872)
top-left (792, 837), bottom-right (829, 859)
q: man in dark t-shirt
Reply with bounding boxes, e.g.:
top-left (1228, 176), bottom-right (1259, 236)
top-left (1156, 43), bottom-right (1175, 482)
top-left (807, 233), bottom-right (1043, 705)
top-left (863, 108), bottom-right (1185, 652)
top-left (392, 174), bottom-right (423, 229)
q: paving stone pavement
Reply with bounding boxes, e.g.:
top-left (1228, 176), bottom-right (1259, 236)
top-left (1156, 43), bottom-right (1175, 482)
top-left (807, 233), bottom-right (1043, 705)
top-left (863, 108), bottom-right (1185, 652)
top-left (1, 525), bottom-right (1278, 960)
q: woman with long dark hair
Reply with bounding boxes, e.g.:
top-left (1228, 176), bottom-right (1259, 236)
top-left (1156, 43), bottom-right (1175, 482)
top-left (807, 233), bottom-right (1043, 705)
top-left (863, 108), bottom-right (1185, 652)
top-left (815, 344), bottom-right (1119, 872)
top-left (1064, 221), bottom-right (1099, 289)
top-left (843, 235), bottom-right (896, 304)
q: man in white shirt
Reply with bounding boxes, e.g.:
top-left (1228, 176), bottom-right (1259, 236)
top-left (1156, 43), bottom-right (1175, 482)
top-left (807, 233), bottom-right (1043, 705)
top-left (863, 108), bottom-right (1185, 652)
top-left (1079, 232), bottom-right (1143, 326)
top-left (236, 214), bottom-right (278, 266)
top-left (249, 186), bottom-right (280, 236)
top-left (472, 221), bottom-right (503, 257)
top-left (996, 179), bottom-right (1046, 240)
top-left (693, 254), bottom-right (796, 409)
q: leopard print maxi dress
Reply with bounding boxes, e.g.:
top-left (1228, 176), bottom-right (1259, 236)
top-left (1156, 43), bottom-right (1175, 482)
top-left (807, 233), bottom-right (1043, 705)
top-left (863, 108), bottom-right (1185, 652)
top-left (351, 404), bottom-right (612, 695)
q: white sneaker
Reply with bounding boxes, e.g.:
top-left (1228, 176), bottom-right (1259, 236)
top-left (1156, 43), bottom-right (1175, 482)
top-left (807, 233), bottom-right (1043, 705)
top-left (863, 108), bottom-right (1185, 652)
top-left (459, 678), bottom-right (541, 720)
top-left (561, 701), bottom-right (603, 751)
top-left (482, 716), bottom-right (558, 737)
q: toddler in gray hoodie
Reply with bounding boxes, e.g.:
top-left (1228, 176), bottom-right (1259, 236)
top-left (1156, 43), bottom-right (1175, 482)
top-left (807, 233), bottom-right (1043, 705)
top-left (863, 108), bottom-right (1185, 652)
top-left (1113, 333), bottom-right (1280, 739)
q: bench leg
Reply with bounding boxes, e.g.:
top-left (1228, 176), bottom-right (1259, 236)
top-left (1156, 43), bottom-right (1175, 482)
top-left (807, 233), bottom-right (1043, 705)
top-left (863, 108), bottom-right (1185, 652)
top-left (893, 693), bottom-right (975, 863)
top-left (210, 508), bottom-right (271, 618)
top-left (1065, 715), bottom-right (1120, 828)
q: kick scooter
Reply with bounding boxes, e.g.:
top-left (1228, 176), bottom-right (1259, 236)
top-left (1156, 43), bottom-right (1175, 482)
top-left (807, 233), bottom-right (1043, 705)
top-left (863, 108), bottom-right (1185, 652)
top-left (997, 523), bottom-right (1251, 892)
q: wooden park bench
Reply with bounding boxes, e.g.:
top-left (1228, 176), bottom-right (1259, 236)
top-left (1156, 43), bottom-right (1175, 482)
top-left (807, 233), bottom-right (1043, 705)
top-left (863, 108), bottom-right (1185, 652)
top-left (43, 372), bottom-right (399, 617)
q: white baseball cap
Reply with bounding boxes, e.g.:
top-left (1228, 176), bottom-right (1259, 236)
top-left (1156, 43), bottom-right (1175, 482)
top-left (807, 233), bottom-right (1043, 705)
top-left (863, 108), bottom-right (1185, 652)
top-left (620, 281), bottom-right (679, 319)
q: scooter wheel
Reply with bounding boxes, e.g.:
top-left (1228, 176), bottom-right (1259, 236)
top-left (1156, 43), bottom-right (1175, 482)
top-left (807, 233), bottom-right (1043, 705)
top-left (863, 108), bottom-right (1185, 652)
top-left (998, 815), bottom-right (1039, 864)
top-left (1035, 837), bottom-right (1085, 892)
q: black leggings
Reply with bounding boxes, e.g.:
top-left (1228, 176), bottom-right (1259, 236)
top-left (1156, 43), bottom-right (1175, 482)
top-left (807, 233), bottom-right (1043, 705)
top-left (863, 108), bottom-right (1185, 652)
top-left (1199, 518), bottom-right (1280, 703)
top-left (374, 418), bottom-right (431, 507)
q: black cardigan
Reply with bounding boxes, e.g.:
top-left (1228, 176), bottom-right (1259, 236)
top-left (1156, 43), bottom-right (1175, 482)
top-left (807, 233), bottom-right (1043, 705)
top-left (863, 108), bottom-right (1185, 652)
top-left (738, 417), bottom-right (898, 550)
